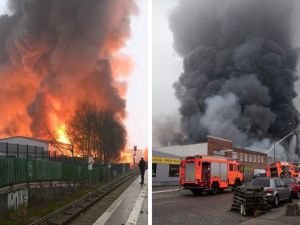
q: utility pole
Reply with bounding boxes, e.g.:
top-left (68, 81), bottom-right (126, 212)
top-left (133, 145), bottom-right (137, 167)
top-left (271, 129), bottom-right (299, 163)
top-left (273, 142), bottom-right (275, 163)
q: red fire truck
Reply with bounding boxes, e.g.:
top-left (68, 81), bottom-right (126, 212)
top-left (266, 161), bottom-right (299, 178)
top-left (180, 155), bottom-right (244, 195)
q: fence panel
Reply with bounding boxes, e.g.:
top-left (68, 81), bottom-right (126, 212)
top-left (13, 158), bottom-right (28, 184)
top-left (0, 158), bottom-right (28, 187)
top-left (0, 158), bottom-right (131, 188)
top-left (31, 160), bottom-right (62, 181)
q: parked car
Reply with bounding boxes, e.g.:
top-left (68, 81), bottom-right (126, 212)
top-left (253, 169), bottom-right (266, 179)
top-left (250, 177), bottom-right (292, 207)
top-left (253, 173), bottom-right (266, 179)
top-left (282, 177), bottom-right (300, 199)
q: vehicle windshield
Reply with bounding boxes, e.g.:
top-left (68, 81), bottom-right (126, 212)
top-left (283, 178), bottom-right (296, 184)
top-left (251, 179), bottom-right (270, 187)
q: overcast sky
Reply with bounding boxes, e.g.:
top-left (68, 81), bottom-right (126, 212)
top-left (152, 0), bottom-right (181, 118)
top-left (0, 0), bottom-right (8, 14)
top-left (125, 0), bottom-right (148, 149)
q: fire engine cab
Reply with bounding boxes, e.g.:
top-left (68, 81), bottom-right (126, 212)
top-left (266, 161), bottom-right (299, 178)
top-left (180, 155), bottom-right (244, 195)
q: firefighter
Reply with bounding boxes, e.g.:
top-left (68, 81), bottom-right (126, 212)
top-left (138, 157), bottom-right (146, 184)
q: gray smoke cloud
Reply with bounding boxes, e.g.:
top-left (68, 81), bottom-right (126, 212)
top-left (168, 0), bottom-right (300, 152)
top-left (0, 0), bottom-right (136, 138)
top-left (153, 114), bottom-right (183, 146)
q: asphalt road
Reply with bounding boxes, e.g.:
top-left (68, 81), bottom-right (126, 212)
top-left (153, 186), bottom-right (251, 225)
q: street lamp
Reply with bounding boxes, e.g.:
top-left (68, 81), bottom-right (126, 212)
top-left (269, 128), bottom-right (299, 162)
top-left (133, 145), bottom-right (137, 167)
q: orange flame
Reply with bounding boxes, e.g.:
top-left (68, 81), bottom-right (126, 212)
top-left (119, 150), bottom-right (133, 164)
top-left (0, 0), bottom-right (139, 158)
top-left (56, 124), bottom-right (70, 144)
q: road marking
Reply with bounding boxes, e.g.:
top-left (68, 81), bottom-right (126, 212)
top-left (125, 177), bottom-right (148, 225)
top-left (93, 176), bottom-right (139, 225)
top-left (152, 188), bottom-right (181, 194)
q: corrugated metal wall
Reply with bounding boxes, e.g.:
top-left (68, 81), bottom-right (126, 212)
top-left (0, 158), bottom-right (130, 188)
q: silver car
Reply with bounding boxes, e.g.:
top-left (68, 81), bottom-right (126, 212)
top-left (251, 177), bottom-right (292, 207)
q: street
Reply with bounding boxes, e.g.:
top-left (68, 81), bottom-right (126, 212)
top-left (153, 186), bottom-right (252, 225)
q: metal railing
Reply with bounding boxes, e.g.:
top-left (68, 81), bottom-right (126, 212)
top-left (0, 142), bottom-right (47, 159)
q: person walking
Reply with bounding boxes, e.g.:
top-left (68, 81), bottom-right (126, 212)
top-left (138, 157), bottom-right (146, 184)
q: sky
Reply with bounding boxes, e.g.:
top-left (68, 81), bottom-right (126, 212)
top-left (0, 0), bottom-right (148, 150)
top-left (124, 0), bottom-right (148, 149)
top-left (152, 0), bottom-right (181, 119)
top-left (0, 1), bottom-right (8, 14)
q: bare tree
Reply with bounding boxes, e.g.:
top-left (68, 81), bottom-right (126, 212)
top-left (66, 102), bottom-right (127, 161)
top-left (96, 110), bottom-right (127, 162)
top-left (48, 131), bottom-right (74, 157)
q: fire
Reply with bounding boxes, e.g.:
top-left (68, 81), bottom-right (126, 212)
top-left (56, 124), bottom-right (70, 144)
top-left (0, 0), bottom-right (138, 159)
top-left (120, 150), bottom-right (133, 164)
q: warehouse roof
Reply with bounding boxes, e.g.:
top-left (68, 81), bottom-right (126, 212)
top-left (0, 136), bottom-right (50, 143)
top-left (153, 142), bottom-right (208, 157)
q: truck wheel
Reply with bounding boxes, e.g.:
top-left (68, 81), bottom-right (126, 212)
top-left (211, 183), bottom-right (219, 195)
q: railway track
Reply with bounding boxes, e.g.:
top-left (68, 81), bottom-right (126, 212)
top-left (29, 169), bottom-right (139, 225)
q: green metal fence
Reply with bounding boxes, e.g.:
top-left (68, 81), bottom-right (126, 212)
top-left (0, 158), bottom-right (130, 188)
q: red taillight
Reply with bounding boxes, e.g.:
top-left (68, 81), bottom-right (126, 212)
top-left (266, 188), bottom-right (273, 194)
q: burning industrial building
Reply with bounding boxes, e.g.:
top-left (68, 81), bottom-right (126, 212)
top-left (0, 0), bottom-right (137, 156)
top-left (161, 0), bottom-right (300, 159)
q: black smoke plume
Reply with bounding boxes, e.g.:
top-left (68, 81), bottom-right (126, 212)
top-left (0, 0), bottom-right (136, 138)
top-left (169, 0), bottom-right (299, 149)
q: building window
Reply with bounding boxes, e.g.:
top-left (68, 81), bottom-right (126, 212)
top-left (261, 157), bottom-right (264, 163)
top-left (257, 155), bottom-right (260, 163)
top-left (253, 155), bottom-right (256, 163)
top-left (232, 152), bottom-right (238, 159)
top-left (169, 164), bottom-right (180, 177)
top-left (249, 154), bottom-right (252, 162)
top-left (152, 163), bottom-right (157, 177)
top-left (244, 153), bottom-right (248, 162)
top-left (229, 164), bottom-right (233, 171)
top-left (238, 165), bottom-right (244, 172)
top-left (240, 153), bottom-right (244, 161)
top-left (234, 164), bottom-right (237, 171)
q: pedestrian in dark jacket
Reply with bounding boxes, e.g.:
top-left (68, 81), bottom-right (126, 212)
top-left (138, 157), bottom-right (146, 184)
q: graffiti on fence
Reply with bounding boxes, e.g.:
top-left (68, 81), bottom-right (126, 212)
top-left (7, 189), bottom-right (29, 210)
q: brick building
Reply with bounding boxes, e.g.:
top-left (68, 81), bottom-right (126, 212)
top-left (207, 136), bottom-right (268, 181)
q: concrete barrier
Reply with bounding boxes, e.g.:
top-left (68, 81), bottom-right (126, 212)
top-left (0, 181), bottom-right (81, 213)
top-left (0, 187), bottom-right (29, 211)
